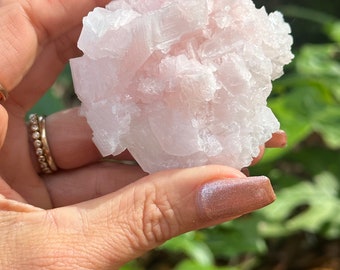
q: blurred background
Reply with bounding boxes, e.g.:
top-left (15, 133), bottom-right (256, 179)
top-left (32, 0), bottom-right (340, 269)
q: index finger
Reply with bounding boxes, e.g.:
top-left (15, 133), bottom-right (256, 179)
top-left (44, 108), bottom-right (134, 170)
top-left (44, 108), bottom-right (287, 171)
top-left (21, 0), bottom-right (110, 43)
top-left (0, 0), bottom-right (110, 90)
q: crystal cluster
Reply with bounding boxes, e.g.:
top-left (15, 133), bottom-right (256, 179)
top-left (71, 0), bottom-right (294, 173)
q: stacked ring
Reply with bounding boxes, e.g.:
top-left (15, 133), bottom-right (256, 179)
top-left (28, 114), bottom-right (58, 174)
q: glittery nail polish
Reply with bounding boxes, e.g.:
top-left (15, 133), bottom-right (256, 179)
top-left (197, 176), bottom-right (275, 221)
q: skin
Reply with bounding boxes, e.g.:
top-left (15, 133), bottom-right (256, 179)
top-left (0, 1), bottom-right (287, 269)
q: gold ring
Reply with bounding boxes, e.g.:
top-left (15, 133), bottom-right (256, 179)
top-left (28, 114), bottom-right (58, 174)
top-left (0, 84), bottom-right (9, 102)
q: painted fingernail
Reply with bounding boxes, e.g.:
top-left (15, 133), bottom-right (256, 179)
top-left (197, 176), bottom-right (275, 221)
top-left (241, 167), bottom-right (250, 176)
top-left (265, 130), bottom-right (287, 148)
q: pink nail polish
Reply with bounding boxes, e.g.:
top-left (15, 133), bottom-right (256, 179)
top-left (197, 176), bottom-right (275, 221)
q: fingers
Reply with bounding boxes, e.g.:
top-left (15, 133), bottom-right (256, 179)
top-left (0, 3), bottom-right (38, 90)
top-left (0, 177), bottom-right (27, 204)
top-left (27, 107), bottom-right (102, 172)
top-left (44, 108), bottom-right (125, 170)
top-left (30, 105), bottom-right (287, 173)
top-left (45, 107), bottom-right (102, 169)
top-left (251, 145), bottom-right (265, 166)
top-left (2, 165), bottom-right (274, 268)
top-left (0, 0), bottom-right (110, 91)
top-left (250, 130), bottom-right (287, 166)
top-left (21, 0), bottom-right (110, 43)
top-left (40, 109), bottom-right (287, 171)
top-left (44, 162), bottom-right (147, 207)
top-left (0, 193), bottom-right (42, 212)
top-left (265, 130), bottom-right (287, 148)
top-left (50, 165), bottom-right (274, 268)
top-left (42, 107), bottom-right (133, 170)
top-left (7, 26), bottom-right (83, 110)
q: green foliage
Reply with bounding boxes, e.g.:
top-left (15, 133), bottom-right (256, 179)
top-left (120, 261), bottom-right (143, 270)
top-left (259, 171), bottom-right (340, 238)
top-left (162, 231), bottom-right (215, 266)
top-left (175, 260), bottom-right (238, 270)
top-left (203, 218), bottom-right (268, 257)
top-left (328, 21), bottom-right (340, 43)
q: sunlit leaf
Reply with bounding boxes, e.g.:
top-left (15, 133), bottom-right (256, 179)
top-left (175, 259), bottom-right (237, 270)
top-left (326, 21), bottom-right (340, 43)
top-left (313, 106), bottom-right (340, 148)
top-left (162, 232), bottom-right (214, 266)
top-left (296, 44), bottom-right (340, 77)
top-left (259, 172), bottom-right (340, 238)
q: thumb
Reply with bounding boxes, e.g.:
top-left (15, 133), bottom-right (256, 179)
top-left (6, 165), bottom-right (275, 269)
top-left (67, 165), bottom-right (275, 269)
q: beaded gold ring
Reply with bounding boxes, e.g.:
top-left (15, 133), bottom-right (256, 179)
top-left (28, 114), bottom-right (58, 174)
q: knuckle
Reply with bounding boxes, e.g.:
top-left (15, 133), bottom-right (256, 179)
top-left (131, 184), bottom-right (180, 249)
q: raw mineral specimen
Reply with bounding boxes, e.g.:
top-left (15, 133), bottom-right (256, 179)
top-left (71, 0), bottom-right (294, 173)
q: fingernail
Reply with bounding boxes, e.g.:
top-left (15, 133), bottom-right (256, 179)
top-left (197, 176), bottom-right (275, 221)
top-left (241, 167), bottom-right (250, 176)
top-left (265, 130), bottom-right (287, 148)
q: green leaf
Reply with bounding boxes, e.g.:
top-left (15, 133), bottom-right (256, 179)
top-left (259, 172), bottom-right (340, 238)
top-left (326, 21), bottom-right (340, 43)
top-left (296, 44), bottom-right (340, 77)
top-left (175, 259), bottom-right (236, 270)
top-left (120, 260), bottom-right (142, 270)
top-left (162, 232), bottom-right (214, 266)
top-left (313, 106), bottom-right (340, 148)
top-left (203, 216), bottom-right (267, 258)
top-left (262, 87), bottom-right (313, 163)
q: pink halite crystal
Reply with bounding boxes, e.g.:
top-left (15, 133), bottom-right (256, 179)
top-left (71, 0), bottom-right (294, 173)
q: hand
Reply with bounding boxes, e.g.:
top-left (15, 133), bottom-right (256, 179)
top-left (0, 1), bottom-right (286, 269)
